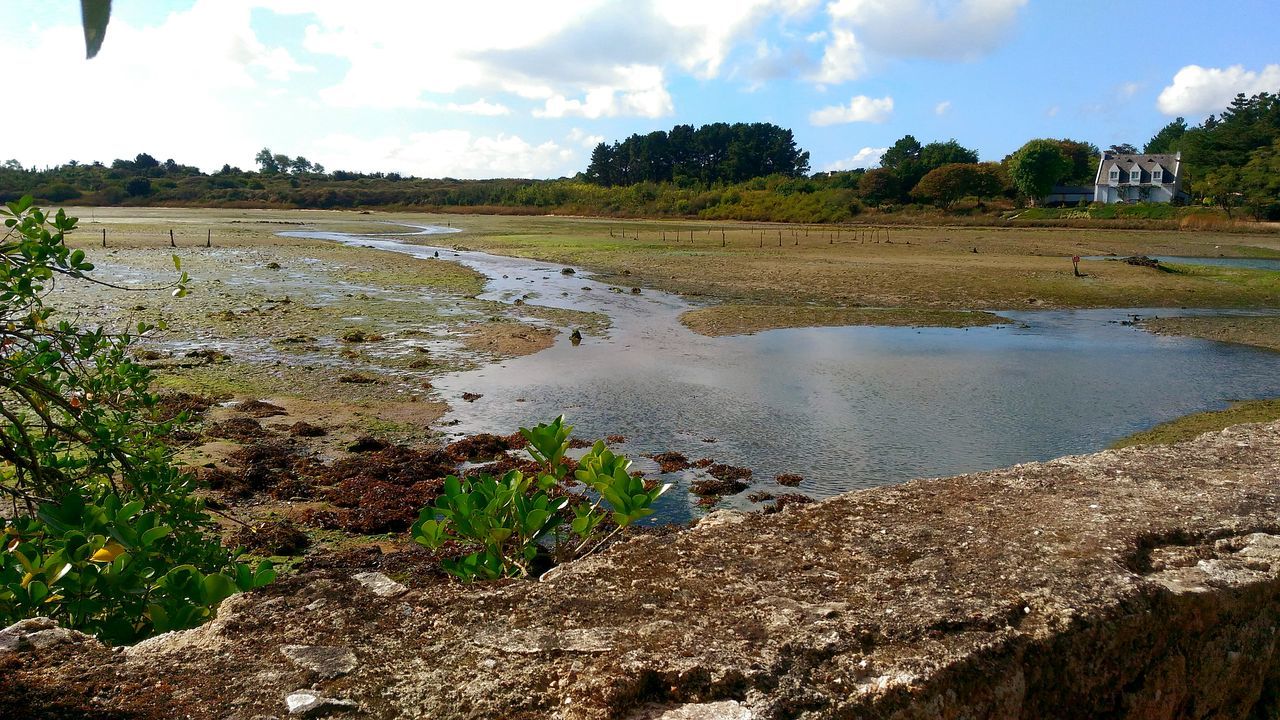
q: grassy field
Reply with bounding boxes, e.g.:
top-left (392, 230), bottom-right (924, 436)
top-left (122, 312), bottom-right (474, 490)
top-left (681, 305), bottom-right (1004, 336)
top-left (1110, 399), bottom-right (1280, 448)
top-left (398, 213), bottom-right (1280, 317)
top-left (62, 206), bottom-right (1280, 343)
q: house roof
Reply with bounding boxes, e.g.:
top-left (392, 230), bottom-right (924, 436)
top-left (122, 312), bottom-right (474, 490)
top-left (1096, 152), bottom-right (1180, 184)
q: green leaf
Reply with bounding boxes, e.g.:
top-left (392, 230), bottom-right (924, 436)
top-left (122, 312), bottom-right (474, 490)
top-left (140, 525), bottom-right (171, 546)
top-left (80, 0), bottom-right (112, 59)
top-left (200, 573), bottom-right (238, 605)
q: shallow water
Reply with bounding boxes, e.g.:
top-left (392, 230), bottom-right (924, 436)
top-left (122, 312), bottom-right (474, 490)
top-left (288, 225), bottom-right (1280, 524)
top-left (1087, 255), bottom-right (1280, 271)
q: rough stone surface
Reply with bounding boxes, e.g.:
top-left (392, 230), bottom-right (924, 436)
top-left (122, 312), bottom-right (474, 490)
top-left (280, 645), bottom-right (358, 679)
top-left (286, 690), bottom-right (359, 716)
top-left (6, 421), bottom-right (1280, 719)
top-left (0, 617), bottom-right (95, 653)
top-left (352, 571), bottom-right (408, 598)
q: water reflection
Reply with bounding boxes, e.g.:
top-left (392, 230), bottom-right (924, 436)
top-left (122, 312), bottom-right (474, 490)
top-left (287, 225), bottom-right (1280, 524)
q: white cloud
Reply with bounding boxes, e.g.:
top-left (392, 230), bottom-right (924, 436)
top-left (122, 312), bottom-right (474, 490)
top-left (0, 0), bottom-right (310, 171)
top-left (314, 131), bottom-right (577, 179)
top-left (737, 39), bottom-right (815, 90)
top-left (533, 66), bottom-right (673, 119)
top-left (1157, 64), bottom-right (1280, 116)
top-left (808, 0), bottom-right (1025, 86)
top-left (568, 128), bottom-right (606, 149)
top-left (1118, 81), bottom-right (1140, 99)
top-left (822, 146), bottom-right (887, 171)
top-left (265, 0), bottom-right (817, 115)
top-left (443, 99), bottom-right (511, 116)
top-left (935, 100), bottom-right (952, 115)
top-left (809, 28), bottom-right (865, 85)
top-left (1046, 105), bottom-right (1060, 117)
top-left (809, 94), bottom-right (893, 125)
top-left (825, 0), bottom-right (1027, 60)
top-left (653, 0), bottom-right (819, 79)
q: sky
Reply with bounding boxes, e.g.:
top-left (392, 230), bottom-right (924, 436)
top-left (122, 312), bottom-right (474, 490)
top-left (3, 0), bottom-right (1279, 179)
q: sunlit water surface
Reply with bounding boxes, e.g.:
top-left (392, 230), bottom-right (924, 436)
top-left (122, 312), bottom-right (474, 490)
top-left (285, 225), bottom-right (1280, 523)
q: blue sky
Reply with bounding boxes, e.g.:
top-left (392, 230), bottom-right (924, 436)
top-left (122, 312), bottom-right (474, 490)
top-left (4, 1), bottom-right (1278, 178)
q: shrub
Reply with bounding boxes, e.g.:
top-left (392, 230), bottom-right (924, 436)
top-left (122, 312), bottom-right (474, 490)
top-left (412, 416), bottom-right (670, 582)
top-left (0, 197), bottom-right (273, 644)
top-left (124, 176), bottom-right (151, 197)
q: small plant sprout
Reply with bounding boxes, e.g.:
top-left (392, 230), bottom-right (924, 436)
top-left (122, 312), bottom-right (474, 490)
top-left (411, 416), bottom-right (670, 583)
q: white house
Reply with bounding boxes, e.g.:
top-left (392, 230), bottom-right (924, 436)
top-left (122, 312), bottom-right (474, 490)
top-left (1093, 151), bottom-right (1187, 204)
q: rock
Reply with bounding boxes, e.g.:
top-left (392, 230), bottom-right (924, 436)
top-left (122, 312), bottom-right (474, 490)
top-left (352, 572), bottom-right (407, 598)
top-left (280, 645), bottom-right (358, 679)
top-left (285, 690), bottom-right (359, 716)
top-left (17, 422), bottom-right (1280, 719)
top-left (289, 421), bottom-right (326, 437)
top-left (560, 267), bottom-right (575, 275)
top-left (0, 617), bottom-right (56, 652)
top-left (26, 626), bottom-right (95, 650)
top-left (0, 618), bottom-right (94, 653)
top-left (346, 435), bottom-right (388, 453)
top-left (775, 473), bottom-right (803, 487)
top-left (629, 701), bottom-right (753, 720)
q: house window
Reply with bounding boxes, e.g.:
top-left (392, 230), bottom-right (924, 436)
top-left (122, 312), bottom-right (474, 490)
top-left (1109, 169), bottom-right (1119, 181)
top-left (1152, 169), bottom-right (1163, 183)
top-left (1130, 169), bottom-right (1140, 183)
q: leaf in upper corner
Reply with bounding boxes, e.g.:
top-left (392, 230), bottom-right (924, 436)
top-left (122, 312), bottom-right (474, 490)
top-left (81, 0), bottom-right (112, 59)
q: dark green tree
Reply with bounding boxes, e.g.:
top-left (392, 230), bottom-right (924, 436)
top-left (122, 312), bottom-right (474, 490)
top-left (857, 168), bottom-right (900, 204)
top-left (1007, 139), bottom-right (1071, 203)
top-left (254, 148), bottom-right (280, 174)
top-left (911, 163), bottom-right (1004, 207)
top-left (1145, 117), bottom-right (1188, 153)
top-left (1050, 139), bottom-right (1102, 185)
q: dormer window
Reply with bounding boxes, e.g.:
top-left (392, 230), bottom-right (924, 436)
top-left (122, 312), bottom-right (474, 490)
top-left (1152, 169), bottom-right (1163, 183)
top-left (1109, 169), bottom-right (1119, 181)
top-left (1130, 169), bottom-right (1140, 183)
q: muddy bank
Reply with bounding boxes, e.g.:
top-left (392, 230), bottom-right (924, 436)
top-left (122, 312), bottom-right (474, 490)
top-left (680, 304), bottom-right (1003, 337)
top-left (6, 421), bottom-right (1280, 719)
top-left (1141, 315), bottom-right (1280, 353)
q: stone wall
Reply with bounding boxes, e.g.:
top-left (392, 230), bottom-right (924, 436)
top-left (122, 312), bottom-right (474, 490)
top-left (4, 422), bottom-right (1279, 719)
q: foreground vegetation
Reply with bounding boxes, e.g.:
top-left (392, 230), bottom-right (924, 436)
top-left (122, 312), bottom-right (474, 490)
top-left (0, 199), bottom-right (273, 643)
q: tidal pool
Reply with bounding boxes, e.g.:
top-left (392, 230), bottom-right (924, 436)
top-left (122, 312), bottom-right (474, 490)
top-left (1087, 255), bottom-right (1280, 271)
top-left (290, 225), bottom-right (1280, 524)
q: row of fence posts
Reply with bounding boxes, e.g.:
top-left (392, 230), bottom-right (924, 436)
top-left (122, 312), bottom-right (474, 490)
top-left (609, 224), bottom-right (893, 246)
top-left (98, 228), bottom-right (214, 248)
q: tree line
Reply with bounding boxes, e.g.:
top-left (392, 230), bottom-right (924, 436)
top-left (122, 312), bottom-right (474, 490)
top-left (1142, 91), bottom-right (1280, 220)
top-left (3, 91), bottom-right (1276, 222)
top-left (583, 122), bottom-right (810, 186)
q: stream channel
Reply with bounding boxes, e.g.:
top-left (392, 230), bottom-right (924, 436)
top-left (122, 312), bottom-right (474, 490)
top-left (283, 224), bottom-right (1280, 523)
